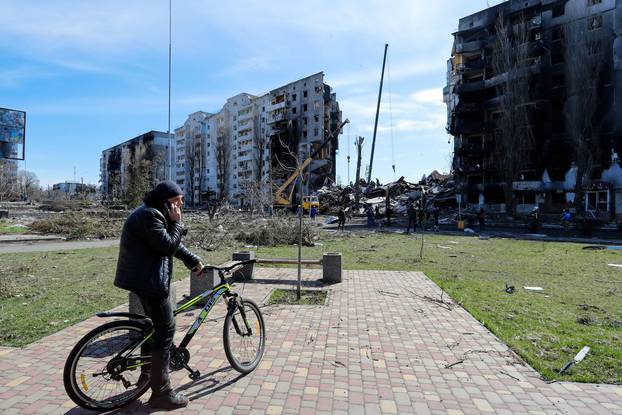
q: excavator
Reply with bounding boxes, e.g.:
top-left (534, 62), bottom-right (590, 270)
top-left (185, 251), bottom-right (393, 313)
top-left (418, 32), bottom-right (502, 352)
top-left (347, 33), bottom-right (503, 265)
top-left (273, 118), bottom-right (349, 210)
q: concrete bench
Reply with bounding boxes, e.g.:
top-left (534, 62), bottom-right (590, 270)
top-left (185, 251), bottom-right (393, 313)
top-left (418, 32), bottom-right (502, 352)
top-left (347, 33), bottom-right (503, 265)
top-left (256, 252), bottom-right (342, 283)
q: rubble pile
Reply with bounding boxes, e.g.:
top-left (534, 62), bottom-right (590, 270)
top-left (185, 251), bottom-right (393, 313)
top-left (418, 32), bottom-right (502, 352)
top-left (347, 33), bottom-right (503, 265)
top-left (315, 170), bottom-right (457, 216)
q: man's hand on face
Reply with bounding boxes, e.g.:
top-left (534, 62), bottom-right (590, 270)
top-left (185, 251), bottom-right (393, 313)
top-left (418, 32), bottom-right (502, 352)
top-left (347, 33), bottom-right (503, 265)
top-left (167, 195), bottom-right (183, 222)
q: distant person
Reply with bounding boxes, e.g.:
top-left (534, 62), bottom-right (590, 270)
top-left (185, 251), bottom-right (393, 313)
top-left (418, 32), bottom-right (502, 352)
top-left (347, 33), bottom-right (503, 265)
top-left (529, 206), bottom-right (540, 233)
top-left (432, 204), bottom-right (440, 232)
top-left (406, 203), bottom-right (417, 234)
top-left (337, 208), bottom-right (346, 231)
top-left (418, 201), bottom-right (426, 230)
top-left (561, 208), bottom-right (572, 233)
top-left (114, 180), bottom-right (203, 410)
top-left (366, 205), bottom-right (377, 227)
top-left (385, 204), bottom-right (392, 227)
top-left (477, 207), bottom-right (485, 232)
top-left (310, 205), bottom-right (318, 221)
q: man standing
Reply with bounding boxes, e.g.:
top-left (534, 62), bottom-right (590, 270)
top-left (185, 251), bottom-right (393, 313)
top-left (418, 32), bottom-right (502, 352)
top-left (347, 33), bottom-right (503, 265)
top-left (337, 207), bottom-right (346, 231)
top-left (114, 180), bottom-right (203, 409)
top-left (406, 202), bottom-right (417, 234)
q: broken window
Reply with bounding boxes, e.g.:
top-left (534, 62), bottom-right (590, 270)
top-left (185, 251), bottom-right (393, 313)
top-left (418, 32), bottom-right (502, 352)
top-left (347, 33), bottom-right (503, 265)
top-left (588, 15), bottom-right (602, 30)
top-left (586, 190), bottom-right (608, 211)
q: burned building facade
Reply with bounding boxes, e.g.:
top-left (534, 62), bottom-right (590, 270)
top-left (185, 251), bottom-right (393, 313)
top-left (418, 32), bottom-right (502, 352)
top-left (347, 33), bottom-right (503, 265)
top-left (445, 0), bottom-right (622, 218)
top-left (100, 130), bottom-right (170, 201)
top-left (174, 72), bottom-right (342, 208)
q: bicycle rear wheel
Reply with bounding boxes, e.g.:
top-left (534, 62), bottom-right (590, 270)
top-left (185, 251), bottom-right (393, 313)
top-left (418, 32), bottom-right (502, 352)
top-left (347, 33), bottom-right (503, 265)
top-left (63, 320), bottom-right (151, 410)
top-left (223, 298), bottom-right (265, 374)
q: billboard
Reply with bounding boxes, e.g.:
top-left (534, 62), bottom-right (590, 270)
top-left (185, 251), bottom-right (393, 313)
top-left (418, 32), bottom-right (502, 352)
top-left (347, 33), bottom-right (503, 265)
top-left (0, 107), bottom-right (26, 160)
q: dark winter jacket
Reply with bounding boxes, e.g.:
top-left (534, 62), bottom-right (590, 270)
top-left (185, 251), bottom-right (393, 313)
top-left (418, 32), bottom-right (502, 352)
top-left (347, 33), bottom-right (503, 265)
top-left (114, 204), bottom-right (201, 299)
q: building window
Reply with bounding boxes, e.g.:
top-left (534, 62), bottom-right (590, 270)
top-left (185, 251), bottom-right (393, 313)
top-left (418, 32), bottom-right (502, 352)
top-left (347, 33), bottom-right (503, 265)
top-left (292, 94), bottom-right (297, 101)
top-left (303, 90), bottom-right (308, 98)
top-left (303, 104), bottom-right (307, 112)
top-left (586, 190), bottom-right (608, 212)
top-left (303, 117), bottom-right (308, 125)
top-left (552, 3), bottom-right (564, 17)
top-left (588, 0), bottom-right (602, 5)
top-left (303, 131), bottom-right (308, 138)
top-left (292, 107), bottom-right (297, 114)
top-left (314, 127), bottom-right (319, 136)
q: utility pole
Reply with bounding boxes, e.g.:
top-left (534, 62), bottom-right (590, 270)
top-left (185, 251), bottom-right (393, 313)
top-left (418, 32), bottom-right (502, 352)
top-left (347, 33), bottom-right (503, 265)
top-left (355, 136), bottom-right (364, 186)
top-left (367, 43), bottom-right (388, 183)
top-left (167, 0), bottom-right (173, 181)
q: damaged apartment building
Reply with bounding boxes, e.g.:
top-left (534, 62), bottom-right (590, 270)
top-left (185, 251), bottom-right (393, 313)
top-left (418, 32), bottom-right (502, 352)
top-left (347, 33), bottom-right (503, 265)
top-left (173, 72), bottom-right (342, 207)
top-left (444, 0), bottom-right (622, 219)
top-left (100, 131), bottom-right (170, 200)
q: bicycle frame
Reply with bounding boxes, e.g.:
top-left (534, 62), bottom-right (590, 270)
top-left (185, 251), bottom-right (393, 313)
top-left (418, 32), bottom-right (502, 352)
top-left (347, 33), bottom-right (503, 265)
top-left (174, 282), bottom-right (231, 349)
top-left (118, 281), bottom-right (233, 366)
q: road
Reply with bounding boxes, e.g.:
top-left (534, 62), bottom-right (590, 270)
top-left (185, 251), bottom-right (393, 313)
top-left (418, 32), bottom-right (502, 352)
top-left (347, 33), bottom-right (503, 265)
top-left (0, 238), bottom-right (119, 254)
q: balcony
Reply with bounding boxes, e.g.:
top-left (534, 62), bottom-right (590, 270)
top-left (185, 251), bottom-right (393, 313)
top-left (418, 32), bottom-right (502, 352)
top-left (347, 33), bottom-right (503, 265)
top-left (267, 101), bottom-right (287, 112)
top-left (455, 39), bottom-right (485, 54)
top-left (267, 110), bottom-right (286, 124)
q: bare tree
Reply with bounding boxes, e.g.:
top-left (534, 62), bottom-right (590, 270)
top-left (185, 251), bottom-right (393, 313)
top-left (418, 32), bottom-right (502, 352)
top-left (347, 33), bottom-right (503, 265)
top-left (17, 170), bottom-right (40, 201)
top-left (0, 161), bottom-right (17, 201)
top-left (216, 134), bottom-right (231, 201)
top-left (563, 4), bottom-right (605, 214)
top-left (185, 132), bottom-right (202, 208)
top-left (491, 12), bottom-right (535, 214)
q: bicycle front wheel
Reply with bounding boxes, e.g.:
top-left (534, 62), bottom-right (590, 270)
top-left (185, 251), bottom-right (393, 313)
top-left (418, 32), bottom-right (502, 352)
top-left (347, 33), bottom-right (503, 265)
top-left (223, 298), bottom-right (265, 374)
top-left (63, 320), bottom-right (151, 411)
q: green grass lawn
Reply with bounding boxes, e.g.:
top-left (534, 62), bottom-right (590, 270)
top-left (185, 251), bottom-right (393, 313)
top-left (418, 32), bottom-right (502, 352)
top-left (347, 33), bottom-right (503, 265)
top-left (0, 246), bottom-right (231, 347)
top-left (0, 231), bottom-right (620, 384)
top-left (0, 220), bottom-right (29, 235)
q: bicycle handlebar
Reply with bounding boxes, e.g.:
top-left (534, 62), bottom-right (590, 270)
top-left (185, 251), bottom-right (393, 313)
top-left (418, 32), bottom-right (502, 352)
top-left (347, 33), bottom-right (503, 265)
top-left (200, 259), bottom-right (256, 275)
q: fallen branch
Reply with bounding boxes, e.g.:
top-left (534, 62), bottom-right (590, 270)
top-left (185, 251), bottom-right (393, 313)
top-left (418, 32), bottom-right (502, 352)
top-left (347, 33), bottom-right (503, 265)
top-left (500, 370), bottom-right (521, 381)
top-left (444, 360), bottom-right (464, 369)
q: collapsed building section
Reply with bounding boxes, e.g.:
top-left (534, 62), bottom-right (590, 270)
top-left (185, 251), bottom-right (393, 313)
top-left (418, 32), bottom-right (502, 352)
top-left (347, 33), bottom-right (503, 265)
top-left (267, 75), bottom-right (342, 197)
top-left (444, 0), bottom-right (622, 219)
top-left (100, 131), bottom-right (170, 201)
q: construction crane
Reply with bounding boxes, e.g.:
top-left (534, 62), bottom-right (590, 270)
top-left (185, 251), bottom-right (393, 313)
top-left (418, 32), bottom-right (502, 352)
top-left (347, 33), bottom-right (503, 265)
top-left (273, 118), bottom-right (350, 208)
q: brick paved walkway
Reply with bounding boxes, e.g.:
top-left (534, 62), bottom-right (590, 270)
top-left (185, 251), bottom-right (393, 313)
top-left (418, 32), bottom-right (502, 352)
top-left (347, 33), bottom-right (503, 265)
top-left (0, 269), bottom-right (620, 414)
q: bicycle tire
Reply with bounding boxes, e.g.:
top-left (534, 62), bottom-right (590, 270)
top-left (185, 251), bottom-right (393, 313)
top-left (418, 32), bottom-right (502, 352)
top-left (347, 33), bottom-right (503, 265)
top-left (63, 320), bottom-right (151, 411)
top-left (223, 298), bottom-right (265, 374)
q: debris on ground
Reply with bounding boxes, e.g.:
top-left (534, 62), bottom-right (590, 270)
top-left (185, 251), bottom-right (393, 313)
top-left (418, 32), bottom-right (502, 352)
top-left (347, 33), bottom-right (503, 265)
top-left (524, 286), bottom-right (544, 291)
top-left (559, 346), bottom-right (590, 374)
top-left (504, 283), bottom-right (515, 294)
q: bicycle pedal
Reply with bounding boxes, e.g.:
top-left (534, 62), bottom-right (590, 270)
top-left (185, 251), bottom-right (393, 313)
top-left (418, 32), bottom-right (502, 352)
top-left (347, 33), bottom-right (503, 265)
top-left (189, 370), bottom-right (201, 380)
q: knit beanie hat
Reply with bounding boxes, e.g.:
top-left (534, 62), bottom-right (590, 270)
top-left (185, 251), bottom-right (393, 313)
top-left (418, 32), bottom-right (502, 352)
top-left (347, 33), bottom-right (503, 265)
top-left (143, 180), bottom-right (183, 207)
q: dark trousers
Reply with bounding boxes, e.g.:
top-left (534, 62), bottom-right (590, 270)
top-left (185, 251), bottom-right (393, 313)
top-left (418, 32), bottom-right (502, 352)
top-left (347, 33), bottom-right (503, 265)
top-left (139, 294), bottom-right (175, 396)
top-left (337, 219), bottom-right (345, 230)
top-left (406, 218), bottom-right (417, 233)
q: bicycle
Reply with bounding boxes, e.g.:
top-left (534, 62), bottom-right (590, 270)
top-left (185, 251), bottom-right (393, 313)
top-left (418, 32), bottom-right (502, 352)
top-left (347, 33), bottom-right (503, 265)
top-left (63, 259), bottom-right (265, 411)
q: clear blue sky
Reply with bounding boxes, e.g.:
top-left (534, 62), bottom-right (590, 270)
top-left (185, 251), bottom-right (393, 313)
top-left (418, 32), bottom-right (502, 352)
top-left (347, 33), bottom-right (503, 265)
top-left (1, 0), bottom-right (498, 188)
